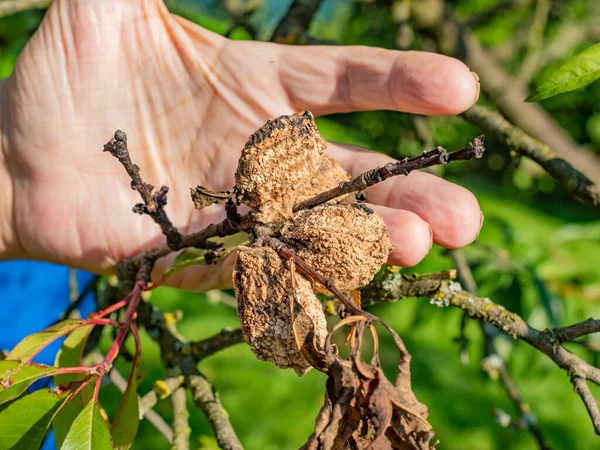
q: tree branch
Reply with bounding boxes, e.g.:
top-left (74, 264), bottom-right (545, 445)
top-left (189, 328), bottom-right (245, 360)
top-left (187, 374), bottom-right (244, 450)
top-left (449, 249), bottom-right (551, 450)
top-left (136, 299), bottom-right (244, 447)
top-left (139, 377), bottom-right (184, 418)
top-left (462, 105), bottom-right (600, 210)
top-left (425, 8), bottom-right (600, 185)
top-left (294, 136), bottom-right (485, 212)
top-left (171, 387), bottom-right (191, 450)
top-left (114, 132), bottom-right (484, 284)
top-left (553, 319), bottom-right (600, 344)
top-left (104, 131), bottom-right (183, 250)
top-left (362, 269), bottom-right (600, 435)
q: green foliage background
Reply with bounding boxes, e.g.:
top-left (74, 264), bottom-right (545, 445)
top-left (2, 1), bottom-right (600, 449)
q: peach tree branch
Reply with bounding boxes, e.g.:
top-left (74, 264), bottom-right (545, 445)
top-left (449, 249), bottom-right (551, 450)
top-left (188, 374), bottom-right (243, 450)
top-left (361, 269), bottom-right (600, 435)
top-left (462, 105), bottom-right (600, 210)
top-left (294, 136), bottom-right (485, 212)
top-left (171, 386), bottom-right (191, 450)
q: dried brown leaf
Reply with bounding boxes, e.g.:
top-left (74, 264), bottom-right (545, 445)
top-left (190, 186), bottom-right (233, 210)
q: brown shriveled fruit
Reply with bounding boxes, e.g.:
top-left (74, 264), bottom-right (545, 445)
top-left (295, 155), bottom-right (355, 205)
top-left (233, 246), bottom-right (327, 375)
top-left (235, 111), bottom-right (326, 223)
top-left (280, 204), bottom-right (393, 294)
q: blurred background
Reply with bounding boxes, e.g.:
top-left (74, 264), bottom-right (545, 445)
top-left (1, 0), bottom-right (600, 449)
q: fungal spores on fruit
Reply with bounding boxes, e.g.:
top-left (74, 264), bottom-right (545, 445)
top-left (234, 246), bottom-right (328, 376)
top-left (235, 111), bottom-right (327, 223)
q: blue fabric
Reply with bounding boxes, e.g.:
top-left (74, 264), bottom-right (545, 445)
top-left (0, 260), bottom-right (97, 449)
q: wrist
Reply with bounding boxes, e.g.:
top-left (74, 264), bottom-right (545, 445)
top-left (0, 78), bottom-right (21, 259)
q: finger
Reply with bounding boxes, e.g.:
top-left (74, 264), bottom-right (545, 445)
top-left (278, 45), bottom-right (479, 116)
top-left (328, 143), bottom-right (483, 249)
top-left (369, 205), bottom-right (433, 267)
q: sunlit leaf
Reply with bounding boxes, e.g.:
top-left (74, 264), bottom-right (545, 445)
top-left (0, 388), bottom-right (67, 450)
top-left (0, 361), bottom-right (57, 405)
top-left (54, 325), bottom-right (94, 386)
top-left (164, 232), bottom-right (249, 279)
top-left (526, 42), bottom-right (600, 102)
top-left (53, 390), bottom-right (87, 449)
top-left (61, 401), bottom-right (114, 450)
top-left (111, 364), bottom-right (141, 450)
top-left (6, 320), bottom-right (84, 362)
top-left (164, 248), bottom-right (207, 279)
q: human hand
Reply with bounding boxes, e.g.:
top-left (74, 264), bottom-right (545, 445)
top-left (0, 0), bottom-right (482, 290)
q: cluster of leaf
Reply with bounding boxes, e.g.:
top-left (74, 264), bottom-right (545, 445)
top-left (0, 320), bottom-right (138, 450)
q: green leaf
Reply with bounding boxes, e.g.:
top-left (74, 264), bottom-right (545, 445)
top-left (6, 320), bottom-right (84, 362)
top-left (111, 365), bottom-right (141, 450)
top-left (61, 401), bottom-right (114, 450)
top-left (164, 248), bottom-right (207, 279)
top-left (54, 325), bottom-right (94, 386)
top-left (163, 232), bottom-right (250, 279)
top-left (0, 388), bottom-right (67, 450)
top-left (526, 42), bottom-right (600, 102)
top-left (0, 361), bottom-right (57, 405)
top-left (53, 390), bottom-right (88, 449)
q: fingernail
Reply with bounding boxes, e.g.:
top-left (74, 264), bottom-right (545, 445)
top-left (427, 223), bottom-right (434, 252)
top-left (476, 211), bottom-right (484, 239)
top-left (471, 71), bottom-right (480, 105)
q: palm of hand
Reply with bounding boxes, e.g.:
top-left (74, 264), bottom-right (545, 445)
top-left (2, 0), bottom-right (482, 290)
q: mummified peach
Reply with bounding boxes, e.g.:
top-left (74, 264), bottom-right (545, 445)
top-left (233, 246), bottom-right (327, 375)
top-left (295, 155), bottom-right (354, 205)
top-left (235, 111), bottom-right (326, 223)
top-left (280, 204), bottom-right (393, 294)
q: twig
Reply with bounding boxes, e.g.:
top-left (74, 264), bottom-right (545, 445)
top-left (189, 328), bottom-right (245, 360)
top-left (171, 387), bottom-right (191, 450)
top-left (187, 374), bottom-right (244, 450)
top-left (270, 0), bottom-right (323, 43)
top-left (0, 0), bottom-right (50, 18)
top-left (139, 377), bottom-right (184, 418)
top-left (462, 105), bottom-right (600, 210)
top-left (116, 213), bottom-right (251, 282)
top-left (104, 131), bottom-right (183, 250)
top-left (294, 136), bottom-right (485, 212)
top-left (553, 319), bottom-right (600, 343)
top-left (115, 133), bottom-right (484, 284)
top-left (360, 269), bottom-right (457, 307)
top-left (572, 376), bottom-right (600, 434)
